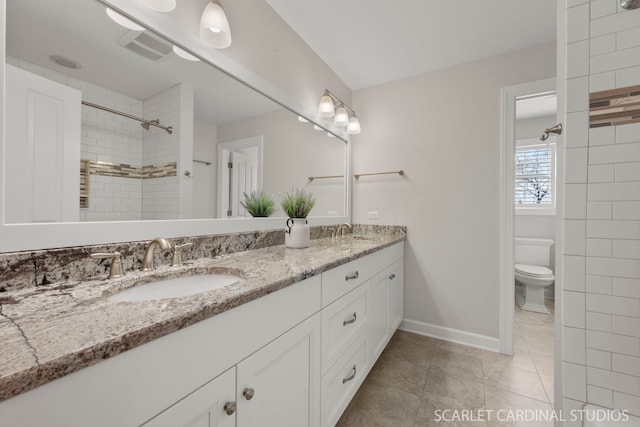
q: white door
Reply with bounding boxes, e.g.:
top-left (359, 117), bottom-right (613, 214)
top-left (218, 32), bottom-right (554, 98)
top-left (217, 136), bottom-right (263, 217)
top-left (236, 313), bottom-right (321, 427)
top-left (5, 64), bottom-right (81, 223)
top-left (143, 368), bottom-right (236, 427)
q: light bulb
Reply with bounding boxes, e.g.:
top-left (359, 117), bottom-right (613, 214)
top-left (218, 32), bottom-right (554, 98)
top-left (333, 106), bottom-right (349, 127)
top-left (200, 2), bottom-right (232, 48)
top-left (317, 95), bottom-right (335, 117)
top-left (313, 125), bottom-right (323, 131)
top-left (106, 8), bottom-right (144, 31)
top-left (297, 116), bottom-right (309, 123)
top-left (139, 0), bottom-right (176, 12)
top-left (347, 116), bottom-right (361, 135)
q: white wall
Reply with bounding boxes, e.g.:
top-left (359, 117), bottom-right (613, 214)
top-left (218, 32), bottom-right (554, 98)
top-left (561, 0), bottom-right (640, 420)
top-left (351, 42), bottom-right (556, 344)
top-left (192, 120), bottom-right (218, 219)
top-left (218, 109), bottom-right (346, 218)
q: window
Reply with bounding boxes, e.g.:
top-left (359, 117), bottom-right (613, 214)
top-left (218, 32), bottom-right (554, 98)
top-left (515, 142), bottom-right (555, 214)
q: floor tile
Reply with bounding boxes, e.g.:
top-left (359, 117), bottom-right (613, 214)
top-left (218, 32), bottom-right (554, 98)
top-left (336, 377), bottom-right (421, 427)
top-left (484, 365), bottom-right (549, 403)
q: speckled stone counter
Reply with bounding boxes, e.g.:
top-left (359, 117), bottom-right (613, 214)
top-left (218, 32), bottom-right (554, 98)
top-left (0, 226), bottom-right (405, 401)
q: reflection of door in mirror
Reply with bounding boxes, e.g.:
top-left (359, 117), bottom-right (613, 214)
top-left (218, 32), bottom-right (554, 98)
top-left (218, 137), bottom-right (263, 218)
top-left (5, 64), bottom-right (81, 224)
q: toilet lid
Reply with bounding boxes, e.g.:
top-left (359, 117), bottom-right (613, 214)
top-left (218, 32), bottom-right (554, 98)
top-left (515, 264), bottom-right (553, 278)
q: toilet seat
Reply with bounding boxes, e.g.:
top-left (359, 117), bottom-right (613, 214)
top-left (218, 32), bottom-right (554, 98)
top-left (515, 264), bottom-right (553, 278)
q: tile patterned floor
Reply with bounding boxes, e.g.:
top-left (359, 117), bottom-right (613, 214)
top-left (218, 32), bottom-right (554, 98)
top-left (337, 301), bottom-right (555, 426)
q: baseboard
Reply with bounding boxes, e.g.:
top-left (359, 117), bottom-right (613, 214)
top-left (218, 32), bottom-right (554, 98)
top-left (399, 318), bottom-right (501, 352)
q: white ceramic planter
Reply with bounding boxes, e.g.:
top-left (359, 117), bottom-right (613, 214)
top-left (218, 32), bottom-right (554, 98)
top-left (285, 218), bottom-right (310, 248)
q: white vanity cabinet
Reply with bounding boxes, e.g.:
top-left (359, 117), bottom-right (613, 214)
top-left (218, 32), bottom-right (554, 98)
top-left (0, 241), bottom-right (403, 427)
top-left (320, 242), bottom-right (404, 426)
top-left (145, 314), bottom-right (321, 427)
top-left (143, 368), bottom-right (236, 427)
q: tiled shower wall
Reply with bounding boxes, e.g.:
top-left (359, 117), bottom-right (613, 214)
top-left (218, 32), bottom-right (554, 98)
top-left (142, 84), bottom-right (182, 220)
top-left (563, 0), bottom-right (640, 421)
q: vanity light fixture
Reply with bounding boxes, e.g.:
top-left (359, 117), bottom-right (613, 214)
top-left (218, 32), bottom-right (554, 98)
top-left (199, 1), bottom-right (232, 49)
top-left (106, 8), bottom-right (144, 31)
top-left (316, 89), bottom-right (361, 134)
top-left (139, 0), bottom-right (176, 12)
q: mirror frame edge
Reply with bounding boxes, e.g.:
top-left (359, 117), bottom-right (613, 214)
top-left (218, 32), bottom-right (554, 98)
top-left (0, 0), bottom-right (353, 253)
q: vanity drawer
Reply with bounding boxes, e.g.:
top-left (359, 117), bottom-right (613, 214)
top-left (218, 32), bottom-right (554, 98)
top-left (321, 282), bottom-right (370, 374)
top-left (321, 333), bottom-right (368, 427)
top-left (321, 243), bottom-right (404, 307)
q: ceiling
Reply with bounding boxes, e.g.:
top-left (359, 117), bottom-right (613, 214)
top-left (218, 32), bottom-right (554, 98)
top-left (266, 0), bottom-right (558, 91)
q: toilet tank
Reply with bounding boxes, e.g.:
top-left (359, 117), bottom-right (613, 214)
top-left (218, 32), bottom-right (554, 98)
top-left (515, 237), bottom-right (554, 266)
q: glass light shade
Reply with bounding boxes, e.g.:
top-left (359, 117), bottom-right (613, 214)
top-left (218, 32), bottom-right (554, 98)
top-left (333, 106), bottom-right (349, 127)
top-left (200, 2), bottom-right (232, 48)
top-left (172, 45), bottom-right (200, 61)
top-left (317, 95), bottom-right (335, 117)
top-left (347, 116), bottom-right (361, 134)
top-left (106, 8), bottom-right (144, 31)
top-left (139, 0), bottom-right (176, 12)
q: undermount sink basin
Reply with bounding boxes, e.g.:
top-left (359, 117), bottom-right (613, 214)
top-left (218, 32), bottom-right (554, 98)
top-left (108, 274), bottom-right (241, 302)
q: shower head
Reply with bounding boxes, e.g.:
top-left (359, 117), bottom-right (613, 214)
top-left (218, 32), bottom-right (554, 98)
top-left (540, 123), bottom-right (562, 141)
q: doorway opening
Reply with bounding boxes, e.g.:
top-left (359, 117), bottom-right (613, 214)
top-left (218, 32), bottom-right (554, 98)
top-left (217, 136), bottom-right (264, 218)
top-left (500, 77), bottom-right (559, 410)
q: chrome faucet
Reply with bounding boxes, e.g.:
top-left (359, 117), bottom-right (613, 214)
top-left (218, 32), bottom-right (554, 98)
top-left (141, 237), bottom-right (172, 271)
top-left (333, 223), bottom-right (352, 239)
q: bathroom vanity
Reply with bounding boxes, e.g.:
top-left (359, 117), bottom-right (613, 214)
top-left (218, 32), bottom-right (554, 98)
top-left (0, 232), bottom-right (404, 427)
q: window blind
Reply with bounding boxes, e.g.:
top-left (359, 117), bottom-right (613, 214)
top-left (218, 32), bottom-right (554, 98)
top-left (515, 145), bottom-right (554, 206)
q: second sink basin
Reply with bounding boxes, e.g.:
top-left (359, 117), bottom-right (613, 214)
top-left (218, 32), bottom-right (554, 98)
top-left (108, 274), bottom-right (241, 302)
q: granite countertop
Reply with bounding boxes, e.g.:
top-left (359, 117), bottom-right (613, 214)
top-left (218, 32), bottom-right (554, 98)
top-left (0, 232), bottom-right (405, 401)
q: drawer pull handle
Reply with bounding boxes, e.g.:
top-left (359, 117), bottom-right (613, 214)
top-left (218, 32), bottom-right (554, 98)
top-left (224, 401), bottom-right (236, 415)
top-left (243, 387), bottom-right (255, 400)
top-left (345, 271), bottom-right (359, 281)
top-left (389, 273), bottom-right (396, 280)
top-left (342, 365), bottom-right (357, 384)
top-left (343, 312), bottom-right (357, 326)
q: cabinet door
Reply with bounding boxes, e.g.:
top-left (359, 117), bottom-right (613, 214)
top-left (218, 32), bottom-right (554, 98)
top-left (237, 313), bottom-right (321, 427)
top-left (143, 368), bottom-right (236, 427)
top-left (369, 270), bottom-right (389, 361)
top-left (387, 260), bottom-right (404, 334)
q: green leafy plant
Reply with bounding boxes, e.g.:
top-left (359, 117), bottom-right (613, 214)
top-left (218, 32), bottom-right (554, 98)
top-left (241, 189), bottom-right (276, 217)
top-left (281, 188), bottom-right (315, 218)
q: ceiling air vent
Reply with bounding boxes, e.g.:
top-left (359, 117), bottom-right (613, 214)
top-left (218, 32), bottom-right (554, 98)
top-left (118, 30), bottom-right (172, 62)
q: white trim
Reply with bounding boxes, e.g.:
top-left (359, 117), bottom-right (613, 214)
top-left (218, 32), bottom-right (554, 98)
top-left (499, 77), bottom-right (556, 356)
top-left (400, 319), bottom-right (500, 352)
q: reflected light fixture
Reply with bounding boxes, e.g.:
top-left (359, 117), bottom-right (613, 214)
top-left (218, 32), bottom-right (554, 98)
top-left (200, 1), bottom-right (232, 49)
top-left (173, 45), bottom-right (200, 61)
top-left (106, 8), bottom-right (144, 31)
top-left (316, 89), bottom-right (361, 134)
top-left (139, 0), bottom-right (176, 12)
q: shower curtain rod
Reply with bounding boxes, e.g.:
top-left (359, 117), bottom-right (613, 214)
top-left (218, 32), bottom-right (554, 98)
top-left (82, 101), bottom-right (173, 134)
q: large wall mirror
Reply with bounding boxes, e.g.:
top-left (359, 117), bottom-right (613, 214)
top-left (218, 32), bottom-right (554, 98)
top-left (1, 0), bottom-right (350, 251)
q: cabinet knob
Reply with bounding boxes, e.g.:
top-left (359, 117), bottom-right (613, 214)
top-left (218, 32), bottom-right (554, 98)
top-left (224, 401), bottom-right (236, 415)
top-left (345, 271), bottom-right (359, 281)
top-left (243, 387), bottom-right (255, 400)
top-left (389, 273), bottom-right (396, 280)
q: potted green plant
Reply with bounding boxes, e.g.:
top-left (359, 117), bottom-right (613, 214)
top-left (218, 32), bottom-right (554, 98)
top-left (240, 189), bottom-right (276, 217)
top-left (281, 188), bottom-right (315, 248)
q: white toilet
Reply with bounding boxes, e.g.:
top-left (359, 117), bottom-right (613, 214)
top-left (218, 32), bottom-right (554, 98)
top-left (515, 237), bottom-right (554, 314)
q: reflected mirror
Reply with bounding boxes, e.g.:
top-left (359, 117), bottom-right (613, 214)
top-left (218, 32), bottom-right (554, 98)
top-left (5, 0), bottom-right (346, 224)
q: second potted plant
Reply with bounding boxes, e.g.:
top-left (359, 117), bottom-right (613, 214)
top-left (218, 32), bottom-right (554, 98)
top-left (281, 188), bottom-right (315, 248)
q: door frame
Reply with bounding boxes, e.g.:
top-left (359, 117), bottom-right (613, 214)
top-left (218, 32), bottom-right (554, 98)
top-left (499, 77), bottom-right (556, 355)
top-left (217, 136), bottom-right (264, 218)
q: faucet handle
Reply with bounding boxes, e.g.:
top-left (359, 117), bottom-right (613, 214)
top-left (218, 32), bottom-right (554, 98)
top-left (171, 242), bottom-right (193, 267)
top-left (90, 251), bottom-right (124, 279)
